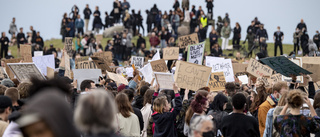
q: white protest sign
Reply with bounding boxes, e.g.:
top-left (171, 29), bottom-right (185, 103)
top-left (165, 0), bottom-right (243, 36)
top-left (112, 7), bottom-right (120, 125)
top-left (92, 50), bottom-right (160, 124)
top-left (34, 51), bottom-right (43, 57)
top-left (73, 69), bottom-right (102, 90)
top-left (131, 56), bottom-right (144, 68)
top-left (152, 49), bottom-right (161, 61)
top-left (206, 58), bottom-right (235, 82)
top-left (154, 72), bottom-right (175, 90)
top-left (187, 42), bottom-right (205, 65)
top-left (32, 55), bottom-right (55, 76)
top-left (238, 75), bottom-right (249, 85)
top-left (125, 67), bottom-right (134, 77)
top-left (139, 63), bottom-right (154, 84)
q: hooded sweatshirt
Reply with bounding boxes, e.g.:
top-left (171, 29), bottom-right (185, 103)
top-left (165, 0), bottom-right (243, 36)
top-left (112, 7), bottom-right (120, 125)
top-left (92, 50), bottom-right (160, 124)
top-left (17, 90), bottom-right (80, 137)
top-left (152, 93), bottom-right (182, 137)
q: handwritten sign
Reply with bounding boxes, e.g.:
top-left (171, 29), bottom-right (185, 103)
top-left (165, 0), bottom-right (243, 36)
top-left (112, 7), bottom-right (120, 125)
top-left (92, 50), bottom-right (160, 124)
top-left (178, 33), bottom-right (199, 48)
top-left (246, 58), bottom-right (273, 78)
top-left (75, 56), bottom-right (90, 69)
top-left (7, 63), bottom-right (46, 82)
top-left (0, 67), bottom-right (8, 79)
top-left (232, 63), bottom-right (248, 74)
top-left (131, 56), bottom-right (144, 68)
top-left (5, 58), bottom-right (22, 79)
top-left (187, 42), bottom-right (205, 65)
top-left (150, 59), bottom-right (168, 72)
top-left (302, 63), bottom-right (320, 84)
top-left (260, 56), bottom-right (312, 77)
top-left (96, 34), bottom-right (103, 44)
top-left (154, 72), bottom-right (175, 90)
top-left (257, 76), bottom-right (272, 87)
top-left (238, 75), bottom-right (249, 85)
top-left (91, 56), bottom-right (111, 74)
top-left (270, 74), bottom-right (282, 83)
top-left (107, 72), bottom-right (129, 85)
top-left (139, 63), bottom-right (154, 84)
top-left (77, 60), bottom-right (97, 69)
top-left (208, 72), bottom-right (226, 91)
top-left (34, 51), bottom-right (43, 57)
top-left (32, 55), bottom-right (55, 76)
top-left (206, 58), bottom-right (235, 82)
top-left (174, 61), bottom-right (211, 91)
top-left (20, 44), bottom-right (32, 62)
top-left (64, 37), bottom-right (73, 57)
top-left (93, 51), bottom-right (113, 62)
top-left (73, 69), bottom-right (102, 90)
top-left (163, 47), bottom-right (179, 60)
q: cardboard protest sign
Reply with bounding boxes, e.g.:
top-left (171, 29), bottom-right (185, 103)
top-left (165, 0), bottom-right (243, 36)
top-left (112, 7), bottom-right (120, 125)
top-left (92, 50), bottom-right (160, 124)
top-left (139, 63), bottom-right (154, 84)
top-left (260, 56), bottom-right (312, 77)
top-left (75, 56), bottom-right (90, 69)
top-left (302, 63), bottom-right (320, 84)
top-left (59, 51), bottom-right (71, 78)
top-left (174, 61), bottom-right (211, 91)
top-left (96, 34), bottom-right (103, 44)
top-left (77, 61), bottom-right (97, 69)
top-left (187, 42), bottom-right (205, 65)
top-left (34, 51), bottom-right (43, 57)
top-left (270, 74), bottom-right (282, 83)
top-left (232, 63), bottom-right (248, 74)
top-left (154, 72), bottom-right (175, 90)
top-left (282, 58), bottom-right (303, 83)
top-left (206, 58), bottom-right (235, 82)
top-left (178, 33), bottom-right (199, 48)
top-left (163, 47), bottom-right (179, 60)
top-left (73, 69), bottom-right (102, 90)
top-left (5, 58), bottom-right (22, 79)
top-left (257, 76), bottom-right (272, 87)
top-left (107, 72), bottom-right (128, 85)
top-left (301, 57), bottom-right (320, 64)
top-left (0, 67), bottom-right (8, 80)
top-left (208, 72), bottom-right (226, 91)
top-left (246, 58), bottom-right (273, 78)
top-left (150, 59), bottom-right (168, 72)
top-left (7, 63), bottom-right (46, 82)
top-left (91, 56), bottom-right (111, 74)
top-left (64, 37), bottom-right (73, 57)
top-left (131, 56), bottom-right (144, 68)
top-left (32, 55), bottom-right (55, 76)
top-left (20, 44), bottom-right (32, 62)
top-left (93, 51), bottom-right (113, 62)
top-left (47, 67), bottom-right (55, 79)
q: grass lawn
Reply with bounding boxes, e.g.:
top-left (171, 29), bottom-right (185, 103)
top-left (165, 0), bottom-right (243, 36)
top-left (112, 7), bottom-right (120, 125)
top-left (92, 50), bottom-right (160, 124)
top-left (9, 36), bottom-right (295, 59)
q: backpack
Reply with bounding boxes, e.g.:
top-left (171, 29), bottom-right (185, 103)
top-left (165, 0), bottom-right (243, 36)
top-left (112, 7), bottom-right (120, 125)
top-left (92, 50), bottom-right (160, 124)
top-left (209, 110), bottom-right (228, 137)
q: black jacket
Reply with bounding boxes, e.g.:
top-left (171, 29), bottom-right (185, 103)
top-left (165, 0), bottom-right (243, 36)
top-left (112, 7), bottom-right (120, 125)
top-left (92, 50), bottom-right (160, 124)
top-left (206, 0), bottom-right (214, 9)
top-left (35, 36), bottom-right (44, 48)
top-left (137, 36), bottom-right (146, 49)
top-left (0, 37), bottom-right (9, 47)
top-left (152, 94), bottom-right (182, 137)
top-left (233, 27), bottom-right (241, 39)
top-left (132, 107), bottom-right (144, 132)
top-left (297, 22), bottom-right (307, 31)
top-left (133, 95), bottom-right (144, 109)
top-left (83, 8), bottom-right (92, 19)
top-left (173, 1), bottom-right (180, 10)
top-left (93, 10), bottom-right (101, 17)
top-left (256, 28), bottom-right (268, 39)
top-left (17, 32), bottom-right (26, 44)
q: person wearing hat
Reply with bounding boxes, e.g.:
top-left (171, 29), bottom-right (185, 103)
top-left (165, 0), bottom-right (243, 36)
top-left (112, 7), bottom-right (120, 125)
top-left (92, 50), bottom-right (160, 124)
top-left (45, 44), bottom-right (57, 55)
top-left (1, 79), bottom-right (15, 88)
top-left (0, 95), bottom-right (12, 136)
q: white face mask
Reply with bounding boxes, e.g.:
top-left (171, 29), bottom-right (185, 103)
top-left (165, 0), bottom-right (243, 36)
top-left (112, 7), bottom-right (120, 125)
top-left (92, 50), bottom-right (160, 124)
top-left (255, 56), bottom-right (259, 60)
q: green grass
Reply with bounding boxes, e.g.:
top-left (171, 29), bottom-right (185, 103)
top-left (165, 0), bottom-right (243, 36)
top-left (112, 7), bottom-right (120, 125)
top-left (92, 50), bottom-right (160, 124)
top-left (9, 36), bottom-right (294, 59)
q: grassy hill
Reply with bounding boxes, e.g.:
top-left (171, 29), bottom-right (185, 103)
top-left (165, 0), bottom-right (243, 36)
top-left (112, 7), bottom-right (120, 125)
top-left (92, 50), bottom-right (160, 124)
top-left (9, 36), bottom-right (295, 59)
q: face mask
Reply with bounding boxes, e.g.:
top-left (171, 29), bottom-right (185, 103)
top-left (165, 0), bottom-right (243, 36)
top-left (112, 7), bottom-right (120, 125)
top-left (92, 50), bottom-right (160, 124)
top-left (192, 16), bottom-right (196, 19)
top-left (8, 53), bottom-right (11, 55)
top-left (255, 56), bottom-right (259, 60)
top-left (202, 15), bottom-right (205, 17)
top-left (296, 30), bottom-right (299, 33)
top-left (276, 94), bottom-right (282, 102)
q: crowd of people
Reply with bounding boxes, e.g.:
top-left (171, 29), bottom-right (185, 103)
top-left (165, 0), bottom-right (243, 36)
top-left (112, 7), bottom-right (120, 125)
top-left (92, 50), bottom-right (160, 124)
top-left (1, 0), bottom-right (320, 137)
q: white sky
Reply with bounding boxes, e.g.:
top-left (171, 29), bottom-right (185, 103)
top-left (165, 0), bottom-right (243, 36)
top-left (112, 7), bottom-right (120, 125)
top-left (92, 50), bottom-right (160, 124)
top-left (0, 0), bottom-right (319, 44)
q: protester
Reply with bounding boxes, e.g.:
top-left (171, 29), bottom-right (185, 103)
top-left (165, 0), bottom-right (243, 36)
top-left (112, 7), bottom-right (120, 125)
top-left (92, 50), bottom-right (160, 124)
top-left (60, 18), bottom-right (67, 42)
top-left (273, 26), bottom-right (284, 56)
top-left (137, 10), bottom-right (145, 35)
top-left (115, 92), bottom-right (140, 137)
top-left (34, 31), bottom-right (44, 48)
top-left (75, 15), bottom-right (84, 36)
top-left (258, 82), bottom-right (288, 137)
top-left (274, 89), bottom-right (320, 136)
top-left (209, 29), bottom-right (218, 48)
top-left (92, 12), bottom-right (104, 34)
top-left (173, 0), bottom-right (180, 11)
top-left (74, 90), bottom-right (120, 137)
top-left (296, 19), bottom-right (307, 31)
top-left (207, 93), bottom-right (229, 137)
top-left (4, 88), bottom-right (20, 111)
top-left (232, 22), bottom-right (241, 46)
top-left (0, 32), bottom-right (9, 59)
top-left (152, 83), bottom-right (182, 137)
top-left (210, 43), bottom-right (222, 57)
top-left (149, 32), bottom-right (160, 49)
top-left (221, 93), bottom-right (260, 137)
top-left (140, 89), bottom-right (154, 137)
top-left (293, 28), bottom-right (301, 54)
top-left (16, 27), bottom-right (26, 49)
top-left (313, 30), bottom-right (320, 49)
top-left (83, 4), bottom-right (92, 32)
top-left (9, 18), bottom-right (18, 36)
top-left (221, 22), bottom-right (231, 50)
top-left (189, 115), bottom-right (213, 137)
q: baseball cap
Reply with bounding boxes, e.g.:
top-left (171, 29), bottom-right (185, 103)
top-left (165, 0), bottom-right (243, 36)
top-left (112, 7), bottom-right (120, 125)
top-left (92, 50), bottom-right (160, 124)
top-left (0, 95), bottom-right (12, 109)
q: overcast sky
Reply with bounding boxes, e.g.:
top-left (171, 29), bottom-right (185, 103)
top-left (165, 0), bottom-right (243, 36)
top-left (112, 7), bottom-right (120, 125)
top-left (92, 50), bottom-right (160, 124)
top-left (0, 0), bottom-right (319, 44)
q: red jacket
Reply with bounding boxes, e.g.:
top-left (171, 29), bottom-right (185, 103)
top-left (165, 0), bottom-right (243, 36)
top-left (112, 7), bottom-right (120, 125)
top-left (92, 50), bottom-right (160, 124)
top-left (149, 36), bottom-right (160, 46)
